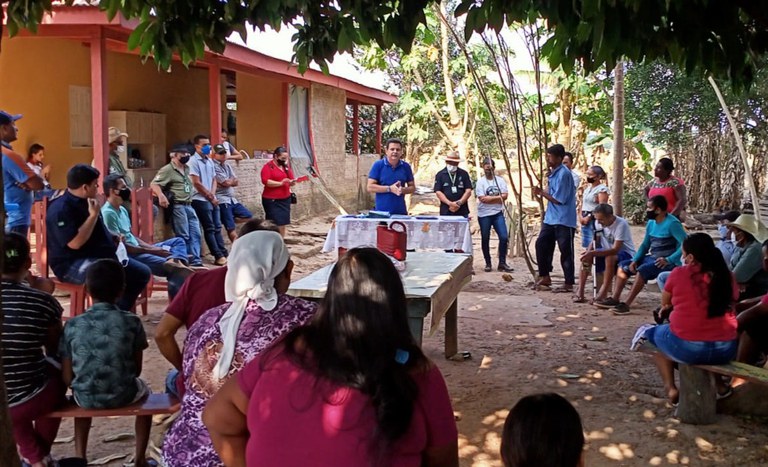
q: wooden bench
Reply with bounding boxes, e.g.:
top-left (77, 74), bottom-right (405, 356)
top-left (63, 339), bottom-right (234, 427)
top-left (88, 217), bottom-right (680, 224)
top-left (45, 393), bottom-right (180, 418)
top-left (638, 341), bottom-right (768, 424)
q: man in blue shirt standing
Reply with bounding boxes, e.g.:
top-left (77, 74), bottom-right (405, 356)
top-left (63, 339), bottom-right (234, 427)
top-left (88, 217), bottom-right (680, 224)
top-left (534, 144), bottom-right (578, 292)
top-left (367, 138), bottom-right (415, 215)
top-left (1, 111), bottom-right (44, 236)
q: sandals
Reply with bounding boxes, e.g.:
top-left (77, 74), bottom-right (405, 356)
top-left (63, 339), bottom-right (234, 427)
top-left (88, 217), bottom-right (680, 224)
top-left (717, 386), bottom-right (734, 400)
top-left (551, 286), bottom-right (573, 294)
top-left (532, 279), bottom-right (551, 291)
top-left (572, 296), bottom-right (588, 303)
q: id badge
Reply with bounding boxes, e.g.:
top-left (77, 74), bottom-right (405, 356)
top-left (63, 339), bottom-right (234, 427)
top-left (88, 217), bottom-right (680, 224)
top-left (184, 183), bottom-right (191, 193)
top-left (451, 186), bottom-right (458, 194)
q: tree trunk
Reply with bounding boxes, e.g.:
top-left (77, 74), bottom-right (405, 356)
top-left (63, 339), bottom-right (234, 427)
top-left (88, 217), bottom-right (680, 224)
top-left (0, 144), bottom-right (20, 466)
top-left (611, 62), bottom-right (625, 216)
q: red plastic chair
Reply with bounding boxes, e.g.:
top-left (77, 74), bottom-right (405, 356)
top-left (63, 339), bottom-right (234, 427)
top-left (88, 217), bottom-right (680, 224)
top-left (131, 187), bottom-right (166, 312)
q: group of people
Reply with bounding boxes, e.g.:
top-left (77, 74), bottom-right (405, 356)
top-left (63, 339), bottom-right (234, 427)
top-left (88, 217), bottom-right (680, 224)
top-left (4, 214), bottom-right (589, 467)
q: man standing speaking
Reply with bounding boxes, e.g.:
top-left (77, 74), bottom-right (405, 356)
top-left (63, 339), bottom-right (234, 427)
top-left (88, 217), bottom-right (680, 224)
top-left (367, 138), bottom-right (415, 215)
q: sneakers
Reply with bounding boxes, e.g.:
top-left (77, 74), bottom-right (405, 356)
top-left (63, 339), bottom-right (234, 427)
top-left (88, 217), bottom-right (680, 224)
top-left (498, 264), bottom-right (514, 272)
top-left (611, 302), bottom-right (631, 315)
top-left (483, 264), bottom-right (492, 272)
top-left (594, 297), bottom-right (620, 309)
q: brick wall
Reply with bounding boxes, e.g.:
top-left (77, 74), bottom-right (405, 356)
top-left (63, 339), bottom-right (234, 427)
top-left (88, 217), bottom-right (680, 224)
top-left (211, 83), bottom-right (376, 221)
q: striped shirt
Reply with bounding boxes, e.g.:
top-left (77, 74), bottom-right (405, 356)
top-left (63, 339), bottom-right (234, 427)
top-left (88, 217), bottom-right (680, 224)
top-left (1, 281), bottom-right (63, 406)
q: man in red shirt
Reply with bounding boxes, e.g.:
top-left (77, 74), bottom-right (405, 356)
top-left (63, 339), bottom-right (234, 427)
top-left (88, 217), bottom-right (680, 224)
top-left (155, 219), bottom-right (279, 397)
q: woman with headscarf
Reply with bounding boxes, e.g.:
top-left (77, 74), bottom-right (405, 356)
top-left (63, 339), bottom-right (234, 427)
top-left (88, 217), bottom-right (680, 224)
top-left (644, 157), bottom-right (687, 221)
top-left (204, 248), bottom-right (459, 466)
top-left (162, 231), bottom-right (317, 467)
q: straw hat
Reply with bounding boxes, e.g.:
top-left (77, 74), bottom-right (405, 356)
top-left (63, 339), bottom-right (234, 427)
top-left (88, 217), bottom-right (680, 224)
top-left (108, 127), bottom-right (128, 143)
top-left (445, 151), bottom-right (461, 163)
top-left (728, 214), bottom-right (768, 243)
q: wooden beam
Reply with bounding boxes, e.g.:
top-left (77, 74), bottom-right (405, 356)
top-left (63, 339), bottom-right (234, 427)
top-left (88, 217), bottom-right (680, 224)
top-left (375, 105), bottom-right (383, 155)
top-left (208, 61), bottom-right (222, 143)
top-left (90, 27), bottom-right (109, 178)
top-left (283, 82), bottom-right (290, 149)
top-left (352, 103), bottom-right (360, 156)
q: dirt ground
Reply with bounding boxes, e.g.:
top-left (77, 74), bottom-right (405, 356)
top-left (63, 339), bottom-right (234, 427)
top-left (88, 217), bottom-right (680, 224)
top-left (50, 195), bottom-right (768, 466)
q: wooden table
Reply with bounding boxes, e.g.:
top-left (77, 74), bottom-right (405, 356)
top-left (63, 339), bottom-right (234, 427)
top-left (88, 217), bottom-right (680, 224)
top-left (288, 252), bottom-right (473, 358)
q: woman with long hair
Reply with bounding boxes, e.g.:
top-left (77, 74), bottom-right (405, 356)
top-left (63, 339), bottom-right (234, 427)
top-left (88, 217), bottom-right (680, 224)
top-left (204, 248), bottom-right (459, 466)
top-left (644, 233), bottom-right (738, 404)
top-left (578, 165), bottom-right (610, 249)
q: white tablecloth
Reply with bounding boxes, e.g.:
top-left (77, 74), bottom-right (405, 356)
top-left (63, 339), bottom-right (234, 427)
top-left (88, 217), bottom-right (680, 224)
top-left (322, 216), bottom-right (473, 254)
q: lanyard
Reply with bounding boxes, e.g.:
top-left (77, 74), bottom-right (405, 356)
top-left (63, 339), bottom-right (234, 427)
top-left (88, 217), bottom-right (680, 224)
top-left (448, 171), bottom-right (457, 186)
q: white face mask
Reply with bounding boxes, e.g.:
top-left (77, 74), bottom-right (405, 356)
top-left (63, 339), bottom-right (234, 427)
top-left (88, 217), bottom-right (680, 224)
top-left (446, 164), bottom-right (458, 173)
top-left (116, 145), bottom-right (125, 154)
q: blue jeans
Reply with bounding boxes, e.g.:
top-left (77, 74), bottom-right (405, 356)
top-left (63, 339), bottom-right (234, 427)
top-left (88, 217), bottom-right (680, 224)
top-left (620, 255), bottom-right (674, 282)
top-left (130, 237), bottom-right (189, 298)
top-left (219, 202), bottom-right (253, 232)
top-left (656, 271), bottom-right (671, 290)
top-left (581, 219), bottom-right (595, 249)
top-left (645, 324), bottom-right (737, 365)
top-left (192, 200), bottom-right (228, 260)
top-left (6, 224), bottom-right (29, 236)
top-left (478, 211), bottom-right (509, 266)
top-left (171, 204), bottom-right (202, 266)
top-left (535, 223), bottom-right (575, 284)
top-left (165, 369), bottom-right (180, 398)
top-left (61, 257), bottom-right (151, 312)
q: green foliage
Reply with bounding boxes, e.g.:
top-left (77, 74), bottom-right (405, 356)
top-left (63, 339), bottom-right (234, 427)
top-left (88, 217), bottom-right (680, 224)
top-left (4, 0), bottom-right (767, 89)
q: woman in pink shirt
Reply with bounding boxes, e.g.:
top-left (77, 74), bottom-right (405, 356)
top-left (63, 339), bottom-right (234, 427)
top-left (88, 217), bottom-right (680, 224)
top-left (204, 248), bottom-right (459, 467)
top-left (644, 157), bottom-right (687, 221)
top-left (644, 233), bottom-right (738, 405)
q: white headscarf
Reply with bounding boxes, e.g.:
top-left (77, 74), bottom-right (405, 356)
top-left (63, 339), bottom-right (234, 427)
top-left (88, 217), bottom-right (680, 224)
top-left (213, 231), bottom-right (290, 379)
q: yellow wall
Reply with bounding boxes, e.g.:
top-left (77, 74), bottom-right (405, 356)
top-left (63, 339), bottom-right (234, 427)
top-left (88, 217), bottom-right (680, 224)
top-left (235, 73), bottom-right (285, 154)
top-left (107, 51), bottom-right (210, 149)
top-left (0, 37), bottom-right (91, 188)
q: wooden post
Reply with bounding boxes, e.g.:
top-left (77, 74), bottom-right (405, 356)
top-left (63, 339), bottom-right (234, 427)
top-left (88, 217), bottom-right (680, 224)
top-left (282, 83), bottom-right (290, 149)
top-left (90, 27), bottom-right (109, 178)
top-left (678, 365), bottom-right (717, 424)
top-left (352, 103), bottom-right (360, 155)
top-left (208, 62), bottom-right (222, 143)
top-left (375, 104), bottom-right (383, 155)
top-left (444, 299), bottom-right (458, 359)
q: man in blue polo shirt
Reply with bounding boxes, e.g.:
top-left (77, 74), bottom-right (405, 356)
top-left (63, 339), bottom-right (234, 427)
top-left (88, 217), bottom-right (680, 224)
top-left (367, 138), bottom-right (415, 215)
top-left (533, 144), bottom-right (578, 292)
top-left (46, 164), bottom-right (150, 311)
top-left (1, 111), bottom-right (44, 236)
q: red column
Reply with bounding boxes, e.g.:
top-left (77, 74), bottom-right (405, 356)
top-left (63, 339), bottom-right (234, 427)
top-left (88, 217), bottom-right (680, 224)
top-left (352, 103), bottom-right (360, 155)
top-left (90, 27), bottom-right (108, 177)
top-left (375, 104), bottom-right (382, 155)
top-left (282, 82), bottom-right (290, 148)
top-left (208, 62), bottom-right (222, 143)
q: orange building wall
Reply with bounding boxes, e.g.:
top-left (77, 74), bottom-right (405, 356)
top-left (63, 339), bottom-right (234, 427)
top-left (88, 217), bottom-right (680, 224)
top-left (0, 37), bottom-right (92, 188)
top-left (235, 72), bottom-right (285, 155)
top-left (106, 51), bottom-right (211, 149)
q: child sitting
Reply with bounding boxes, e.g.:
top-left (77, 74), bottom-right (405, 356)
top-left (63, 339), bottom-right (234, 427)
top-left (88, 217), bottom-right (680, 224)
top-left (59, 259), bottom-right (153, 466)
top-left (2, 233), bottom-right (66, 467)
top-left (501, 393), bottom-right (585, 467)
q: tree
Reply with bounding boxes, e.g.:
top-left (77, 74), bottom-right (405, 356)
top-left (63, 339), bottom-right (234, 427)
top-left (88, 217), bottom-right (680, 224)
top-left (611, 62), bottom-right (624, 217)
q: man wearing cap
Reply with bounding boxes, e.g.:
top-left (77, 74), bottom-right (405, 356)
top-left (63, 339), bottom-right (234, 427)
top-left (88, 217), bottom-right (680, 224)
top-left (151, 144), bottom-right (203, 267)
top-left (1, 111), bottom-right (44, 235)
top-left (433, 151), bottom-right (472, 218)
top-left (727, 214), bottom-right (768, 300)
top-left (213, 144), bottom-right (252, 241)
top-left (189, 134), bottom-right (228, 265)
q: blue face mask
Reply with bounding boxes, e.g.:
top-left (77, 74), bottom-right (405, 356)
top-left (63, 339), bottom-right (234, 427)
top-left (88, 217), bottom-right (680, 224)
top-left (201, 144), bottom-right (212, 156)
top-left (718, 224), bottom-right (729, 239)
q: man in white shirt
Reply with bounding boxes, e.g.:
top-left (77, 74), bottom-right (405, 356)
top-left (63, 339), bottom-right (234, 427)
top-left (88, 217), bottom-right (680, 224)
top-left (475, 158), bottom-right (514, 273)
top-left (573, 203), bottom-right (636, 302)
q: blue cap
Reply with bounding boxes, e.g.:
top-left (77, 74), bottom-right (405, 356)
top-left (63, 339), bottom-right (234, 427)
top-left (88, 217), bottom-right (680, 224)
top-left (0, 111), bottom-right (22, 125)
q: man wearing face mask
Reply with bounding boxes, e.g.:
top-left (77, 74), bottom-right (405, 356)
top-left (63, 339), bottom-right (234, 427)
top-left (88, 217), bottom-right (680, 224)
top-left (596, 195), bottom-right (687, 315)
top-left (725, 214), bottom-right (768, 300)
top-left (714, 210), bottom-right (740, 265)
top-left (189, 134), bottom-right (228, 266)
top-left (434, 151), bottom-right (472, 217)
top-left (151, 144), bottom-right (203, 267)
top-left (101, 175), bottom-right (193, 298)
